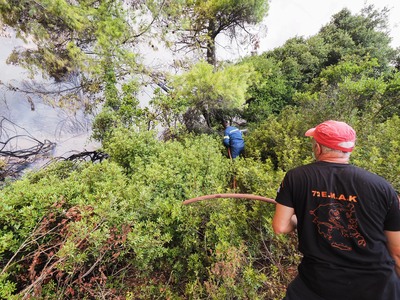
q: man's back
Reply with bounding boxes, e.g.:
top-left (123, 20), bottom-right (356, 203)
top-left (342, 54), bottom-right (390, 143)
top-left (223, 126), bottom-right (244, 145)
top-left (276, 161), bottom-right (400, 299)
top-left (223, 126), bottom-right (244, 158)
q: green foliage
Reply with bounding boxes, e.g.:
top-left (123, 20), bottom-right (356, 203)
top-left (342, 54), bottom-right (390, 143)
top-left (0, 273), bottom-right (16, 299)
top-left (92, 78), bottom-right (149, 142)
top-left (242, 55), bottom-right (294, 122)
top-left (380, 72), bottom-right (400, 120)
top-left (101, 128), bottom-right (161, 174)
top-left (157, 0), bottom-right (269, 65)
top-left (172, 61), bottom-right (254, 108)
top-left (0, 0), bottom-right (148, 110)
top-left (244, 5), bottom-right (399, 125)
top-left (168, 61), bottom-right (256, 130)
top-left (91, 107), bottom-right (119, 141)
top-left (234, 158), bottom-right (283, 199)
top-left (352, 115), bottom-right (400, 190)
top-left (266, 36), bottom-right (330, 88)
top-left (1, 129), bottom-right (296, 299)
top-left (245, 109), bottom-right (313, 171)
top-left (149, 88), bottom-right (189, 137)
top-left (319, 6), bottom-right (398, 70)
top-left (293, 56), bottom-right (386, 123)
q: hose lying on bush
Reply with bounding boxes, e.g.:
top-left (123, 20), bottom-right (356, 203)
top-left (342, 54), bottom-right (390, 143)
top-left (183, 193), bottom-right (277, 205)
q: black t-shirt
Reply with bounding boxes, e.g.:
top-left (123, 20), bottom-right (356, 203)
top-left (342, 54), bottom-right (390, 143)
top-left (276, 161), bottom-right (400, 300)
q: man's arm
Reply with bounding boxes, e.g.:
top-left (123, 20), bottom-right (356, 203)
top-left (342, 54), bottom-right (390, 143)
top-left (272, 203), bottom-right (297, 234)
top-left (223, 128), bottom-right (230, 147)
top-left (385, 230), bottom-right (400, 277)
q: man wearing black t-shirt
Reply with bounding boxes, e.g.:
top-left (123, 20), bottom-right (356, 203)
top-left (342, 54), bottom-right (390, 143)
top-left (272, 120), bottom-right (400, 300)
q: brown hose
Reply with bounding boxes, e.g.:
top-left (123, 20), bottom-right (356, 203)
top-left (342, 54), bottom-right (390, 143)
top-left (183, 193), bottom-right (277, 205)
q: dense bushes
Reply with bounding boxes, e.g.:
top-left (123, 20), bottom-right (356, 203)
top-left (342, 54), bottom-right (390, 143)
top-left (0, 130), bottom-right (295, 299)
top-left (352, 115), bottom-right (400, 190)
top-left (2, 110), bottom-right (398, 298)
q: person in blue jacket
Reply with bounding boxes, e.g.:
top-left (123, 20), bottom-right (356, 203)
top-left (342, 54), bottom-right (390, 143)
top-left (223, 120), bottom-right (245, 158)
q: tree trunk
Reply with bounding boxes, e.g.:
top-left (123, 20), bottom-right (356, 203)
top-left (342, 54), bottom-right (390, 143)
top-left (206, 20), bottom-right (217, 66)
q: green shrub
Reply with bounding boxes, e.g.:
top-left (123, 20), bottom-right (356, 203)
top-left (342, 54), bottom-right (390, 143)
top-left (0, 126), bottom-right (304, 299)
top-left (353, 115), bottom-right (400, 190)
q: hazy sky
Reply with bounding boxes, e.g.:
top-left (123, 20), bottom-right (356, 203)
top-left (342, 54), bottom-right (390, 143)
top-left (218, 0), bottom-right (400, 60)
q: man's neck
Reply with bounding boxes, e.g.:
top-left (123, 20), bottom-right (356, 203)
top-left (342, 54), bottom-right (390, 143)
top-left (317, 153), bottom-right (350, 164)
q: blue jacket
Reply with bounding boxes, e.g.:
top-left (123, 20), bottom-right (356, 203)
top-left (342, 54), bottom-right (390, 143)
top-left (223, 126), bottom-right (245, 158)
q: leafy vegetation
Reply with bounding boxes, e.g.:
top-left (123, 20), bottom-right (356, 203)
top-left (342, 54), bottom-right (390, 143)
top-left (156, 0), bottom-right (269, 65)
top-left (0, 0), bottom-right (146, 109)
top-left (1, 2), bottom-right (400, 299)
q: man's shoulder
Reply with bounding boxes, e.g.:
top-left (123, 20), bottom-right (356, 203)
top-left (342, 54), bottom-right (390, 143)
top-left (286, 162), bottom-right (320, 173)
top-left (226, 126), bottom-right (241, 133)
top-left (286, 162), bottom-right (357, 177)
top-left (349, 165), bottom-right (394, 186)
top-left (308, 162), bottom-right (392, 186)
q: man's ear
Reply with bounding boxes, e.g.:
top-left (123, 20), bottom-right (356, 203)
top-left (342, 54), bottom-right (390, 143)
top-left (317, 143), bottom-right (324, 155)
top-left (313, 142), bottom-right (322, 155)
